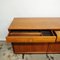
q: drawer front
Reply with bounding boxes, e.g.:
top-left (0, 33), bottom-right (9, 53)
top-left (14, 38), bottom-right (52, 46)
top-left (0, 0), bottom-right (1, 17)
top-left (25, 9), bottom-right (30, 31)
top-left (47, 43), bottom-right (60, 53)
top-left (12, 43), bottom-right (48, 54)
top-left (6, 36), bottom-right (56, 43)
top-left (54, 31), bottom-right (60, 42)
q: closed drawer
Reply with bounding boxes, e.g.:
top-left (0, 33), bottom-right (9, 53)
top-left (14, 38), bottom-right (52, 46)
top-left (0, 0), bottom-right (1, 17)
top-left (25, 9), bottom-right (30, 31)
top-left (12, 43), bottom-right (48, 54)
top-left (6, 30), bottom-right (56, 43)
top-left (54, 31), bottom-right (60, 42)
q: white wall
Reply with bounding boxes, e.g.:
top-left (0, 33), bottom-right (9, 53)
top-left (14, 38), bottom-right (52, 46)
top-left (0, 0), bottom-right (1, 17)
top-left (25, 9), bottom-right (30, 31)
top-left (0, 0), bottom-right (60, 41)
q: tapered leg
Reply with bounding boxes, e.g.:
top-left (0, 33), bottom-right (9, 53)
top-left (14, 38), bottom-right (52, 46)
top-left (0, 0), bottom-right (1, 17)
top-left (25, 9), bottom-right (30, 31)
top-left (22, 54), bottom-right (24, 59)
top-left (46, 54), bottom-right (50, 60)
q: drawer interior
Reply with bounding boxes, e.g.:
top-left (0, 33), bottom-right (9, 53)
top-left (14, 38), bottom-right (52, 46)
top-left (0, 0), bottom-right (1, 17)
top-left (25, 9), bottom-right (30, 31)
top-left (9, 30), bottom-right (55, 36)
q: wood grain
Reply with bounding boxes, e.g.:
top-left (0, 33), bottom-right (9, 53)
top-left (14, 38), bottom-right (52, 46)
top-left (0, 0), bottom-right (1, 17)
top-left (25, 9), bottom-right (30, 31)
top-left (13, 43), bottom-right (48, 54)
top-left (6, 18), bottom-right (60, 54)
top-left (54, 31), bottom-right (60, 42)
top-left (6, 35), bottom-right (56, 43)
top-left (9, 18), bottom-right (60, 30)
top-left (6, 30), bottom-right (56, 43)
top-left (9, 32), bottom-right (42, 36)
top-left (48, 43), bottom-right (60, 53)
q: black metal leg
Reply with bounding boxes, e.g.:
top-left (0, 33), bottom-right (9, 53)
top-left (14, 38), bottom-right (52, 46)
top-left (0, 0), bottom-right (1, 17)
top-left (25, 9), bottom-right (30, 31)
top-left (22, 54), bottom-right (24, 59)
top-left (46, 54), bottom-right (50, 60)
top-left (50, 56), bottom-right (54, 60)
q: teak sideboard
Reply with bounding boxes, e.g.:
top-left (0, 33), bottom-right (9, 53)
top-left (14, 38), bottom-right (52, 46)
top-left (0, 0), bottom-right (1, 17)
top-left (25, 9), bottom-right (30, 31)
top-left (6, 18), bottom-right (60, 55)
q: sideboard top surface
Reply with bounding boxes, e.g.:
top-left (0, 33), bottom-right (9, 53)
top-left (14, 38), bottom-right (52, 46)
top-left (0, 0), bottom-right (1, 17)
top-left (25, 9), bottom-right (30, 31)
top-left (9, 18), bottom-right (60, 30)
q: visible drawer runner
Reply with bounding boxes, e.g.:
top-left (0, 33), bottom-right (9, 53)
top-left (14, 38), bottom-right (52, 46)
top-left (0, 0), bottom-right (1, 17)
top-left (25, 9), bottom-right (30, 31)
top-left (9, 32), bottom-right (41, 36)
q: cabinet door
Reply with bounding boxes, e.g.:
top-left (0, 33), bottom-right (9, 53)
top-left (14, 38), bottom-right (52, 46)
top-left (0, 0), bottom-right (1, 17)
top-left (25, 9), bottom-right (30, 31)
top-left (12, 43), bottom-right (48, 54)
top-left (48, 43), bottom-right (60, 53)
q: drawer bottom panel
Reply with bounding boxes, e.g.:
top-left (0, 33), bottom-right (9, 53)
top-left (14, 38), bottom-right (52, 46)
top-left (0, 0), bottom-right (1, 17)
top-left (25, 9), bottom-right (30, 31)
top-left (12, 43), bottom-right (48, 54)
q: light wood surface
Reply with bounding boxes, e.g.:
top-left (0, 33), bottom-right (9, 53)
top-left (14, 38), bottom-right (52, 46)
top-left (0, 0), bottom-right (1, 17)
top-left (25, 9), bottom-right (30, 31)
top-left (9, 32), bottom-right (42, 36)
top-left (54, 31), bottom-right (60, 42)
top-left (6, 35), bottom-right (56, 43)
top-left (9, 18), bottom-right (60, 30)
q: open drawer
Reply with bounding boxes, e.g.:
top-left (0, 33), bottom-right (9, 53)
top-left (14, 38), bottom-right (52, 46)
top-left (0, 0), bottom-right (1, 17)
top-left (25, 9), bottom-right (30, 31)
top-left (6, 30), bottom-right (56, 43)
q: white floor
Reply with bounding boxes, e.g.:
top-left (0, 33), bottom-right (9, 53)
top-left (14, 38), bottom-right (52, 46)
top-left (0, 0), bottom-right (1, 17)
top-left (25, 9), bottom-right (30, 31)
top-left (0, 41), bottom-right (60, 60)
